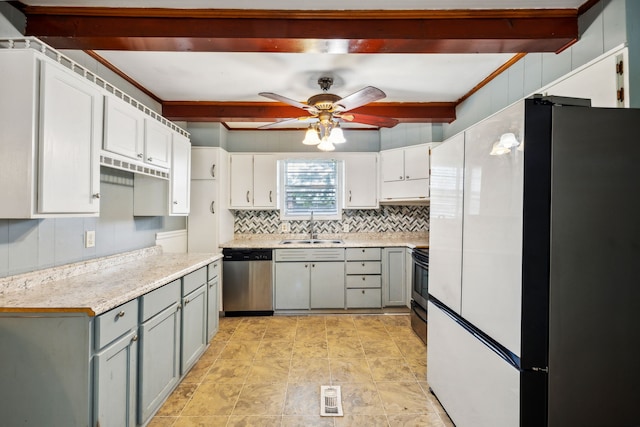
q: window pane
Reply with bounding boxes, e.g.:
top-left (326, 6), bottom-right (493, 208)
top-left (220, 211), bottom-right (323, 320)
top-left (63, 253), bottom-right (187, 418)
top-left (283, 159), bottom-right (338, 216)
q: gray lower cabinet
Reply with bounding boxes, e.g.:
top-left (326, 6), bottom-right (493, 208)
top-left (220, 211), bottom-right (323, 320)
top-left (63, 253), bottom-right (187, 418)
top-left (275, 261), bottom-right (310, 309)
top-left (138, 279), bottom-right (182, 425)
top-left (346, 248), bottom-right (382, 308)
top-left (382, 247), bottom-right (407, 306)
top-left (310, 262), bottom-right (345, 309)
top-left (207, 260), bottom-right (221, 341)
top-left (181, 279), bottom-right (208, 373)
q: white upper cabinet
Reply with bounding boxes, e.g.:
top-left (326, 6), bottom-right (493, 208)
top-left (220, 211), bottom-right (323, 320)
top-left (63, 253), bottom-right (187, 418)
top-left (191, 147), bottom-right (219, 180)
top-left (0, 49), bottom-right (102, 218)
top-left (170, 133), bottom-right (191, 215)
top-left (344, 154), bottom-right (379, 209)
top-left (103, 95), bottom-right (144, 161)
top-left (144, 118), bottom-right (172, 169)
top-left (380, 144), bottom-right (430, 202)
top-left (229, 154), bottom-right (277, 209)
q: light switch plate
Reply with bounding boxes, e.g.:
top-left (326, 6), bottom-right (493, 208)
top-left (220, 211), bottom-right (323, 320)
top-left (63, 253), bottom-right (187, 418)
top-left (281, 222), bottom-right (290, 233)
top-left (342, 223), bottom-right (350, 233)
top-left (85, 230), bottom-right (95, 248)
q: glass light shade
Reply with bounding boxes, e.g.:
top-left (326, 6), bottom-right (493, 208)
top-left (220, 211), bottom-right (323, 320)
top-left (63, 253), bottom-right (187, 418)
top-left (302, 127), bottom-right (321, 145)
top-left (317, 137), bottom-right (335, 151)
top-left (490, 141), bottom-right (511, 156)
top-left (498, 132), bottom-right (519, 148)
top-left (328, 126), bottom-right (346, 144)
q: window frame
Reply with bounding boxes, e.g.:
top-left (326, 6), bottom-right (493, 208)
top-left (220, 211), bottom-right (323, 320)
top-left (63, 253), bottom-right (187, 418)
top-left (279, 158), bottom-right (343, 221)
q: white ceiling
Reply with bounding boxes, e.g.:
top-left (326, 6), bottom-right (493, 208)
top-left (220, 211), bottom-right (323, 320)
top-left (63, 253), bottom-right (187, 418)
top-left (19, 0), bottom-right (588, 129)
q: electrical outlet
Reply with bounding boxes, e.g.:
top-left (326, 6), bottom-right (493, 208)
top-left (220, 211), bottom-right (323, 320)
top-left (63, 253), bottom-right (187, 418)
top-left (85, 230), bottom-right (95, 248)
top-left (342, 223), bottom-right (350, 233)
top-left (281, 222), bottom-right (290, 233)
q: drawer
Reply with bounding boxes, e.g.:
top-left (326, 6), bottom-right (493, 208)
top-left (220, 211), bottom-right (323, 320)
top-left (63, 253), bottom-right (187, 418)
top-left (346, 261), bottom-right (381, 275)
top-left (94, 299), bottom-right (139, 351)
top-left (208, 260), bottom-right (221, 281)
top-left (275, 248), bottom-right (345, 262)
top-left (346, 275), bottom-right (381, 289)
top-left (140, 279), bottom-right (181, 322)
top-left (346, 288), bottom-right (382, 308)
top-left (183, 266), bottom-right (207, 296)
top-left (346, 247), bottom-right (381, 261)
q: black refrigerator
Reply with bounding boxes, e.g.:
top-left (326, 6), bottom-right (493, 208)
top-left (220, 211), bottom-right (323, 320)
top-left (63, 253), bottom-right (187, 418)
top-left (427, 96), bottom-right (640, 427)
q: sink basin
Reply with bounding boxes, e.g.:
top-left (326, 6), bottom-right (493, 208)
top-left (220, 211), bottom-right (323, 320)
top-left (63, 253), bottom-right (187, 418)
top-left (280, 239), bottom-right (344, 245)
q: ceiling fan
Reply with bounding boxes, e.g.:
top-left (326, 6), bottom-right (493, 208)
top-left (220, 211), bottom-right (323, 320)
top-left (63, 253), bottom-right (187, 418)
top-left (258, 77), bottom-right (399, 149)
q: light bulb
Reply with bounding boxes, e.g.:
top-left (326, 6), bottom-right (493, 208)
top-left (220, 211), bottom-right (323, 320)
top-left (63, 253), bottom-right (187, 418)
top-left (302, 127), bottom-right (321, 145)
top-left (498, 132), bottom-right (519, 149)
top-left (328, 126), bottom-right (346, 144)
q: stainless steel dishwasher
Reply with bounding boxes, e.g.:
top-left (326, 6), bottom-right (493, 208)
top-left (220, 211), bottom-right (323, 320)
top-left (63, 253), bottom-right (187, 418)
top-left (222, 248), bottom-right (273, 316)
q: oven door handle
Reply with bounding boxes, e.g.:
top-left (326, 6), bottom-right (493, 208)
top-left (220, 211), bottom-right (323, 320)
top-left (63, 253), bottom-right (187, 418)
top-left (411, 301), bottom-right (428, 323)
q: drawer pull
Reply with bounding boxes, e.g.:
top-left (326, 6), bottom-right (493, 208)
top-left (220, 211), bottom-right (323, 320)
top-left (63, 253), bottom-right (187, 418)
top-left (210, 201), bottom-right (215, 214)
top-left (362, 262), bottom-right (365, 266)
top-left (184, 298), bottom-right (190, 305)
top-left (362, 277), bottom-right (365, 281)
top-left (132, 335), bottom-right (138, 342)
top-left (117, 311), bottom-right (125, 318)
top-left (246, 191), bottom-right (250, 203)
top-left (362, 290), bottom-right (365, 294)
top-left (361, 249), bottom-right (365, 253)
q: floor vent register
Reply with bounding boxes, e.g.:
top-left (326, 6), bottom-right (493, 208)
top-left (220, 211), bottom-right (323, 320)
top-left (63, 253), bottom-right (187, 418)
top-left (320, 385), bottom-right (343, 417)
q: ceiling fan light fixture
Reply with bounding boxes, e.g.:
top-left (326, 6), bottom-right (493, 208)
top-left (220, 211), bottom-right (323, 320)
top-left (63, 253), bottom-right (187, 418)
top-left (328, 125), bottom-right (346, 144)
top-left (317, 137), bottom-right (336, 151)
top-left (302, 126), bottom-right (321, 145)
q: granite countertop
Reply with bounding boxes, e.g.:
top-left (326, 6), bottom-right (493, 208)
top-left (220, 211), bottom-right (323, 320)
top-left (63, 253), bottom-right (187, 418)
top-left (0, 246), bottom-right (222, 317)
top-left (220, 232), bottom-right (429, 249)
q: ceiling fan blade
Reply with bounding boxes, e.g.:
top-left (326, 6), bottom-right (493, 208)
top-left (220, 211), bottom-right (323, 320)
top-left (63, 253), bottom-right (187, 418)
top-left (257, 116), bottom-right (316, 130)
top-left (335, 86), bottom-right (387, 111)
top-left (259, 92), bottom-right (310, 110)
top-left (342, 113), bottom-right (399, 128)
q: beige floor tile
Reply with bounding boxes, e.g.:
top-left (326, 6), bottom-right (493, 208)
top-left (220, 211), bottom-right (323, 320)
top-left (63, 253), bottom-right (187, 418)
top-left (334, 414), bottom-right (389, 427)
top-left (395, 339), bottom-right (427, 360)
top-left (226, 415), bottom-right (282, 426)
top-left (387, 326), bottom-right (420, 341)
top-left (325, 327), bottom-right (358, 340)
top-left (172, 416), bottom-right (230, 426)
top-left (283, 383), bottom-right (322, 415)
top-left (379, 315), bottom-right (411, 327)
top-left (296, 326), bottom-right (327, 342)
top-left (255, 339), bottom-right (294, 359)
top-left (292, 340), bottom-right (329, 359)
top-left (387, 413), bottom-right (445, 426)
top-left (361, 339), bottom-right (403, 358)
top-left (211, 328), bottom-right (234, 341)
top-left (296, 316), bottom-right (326, 326)
top-left (182, 356), bottom-right (215, 383)
top-left (156, 383), bottom-right (199, 416)
top-left (181, 382), bottom-right (243, 416)
top-left (289, 358), bottom-right (331, 383)
top-left (339, 382), bottom-right (385, 415)
top-left (231, 327), bottom-right (267, 341)
top-left (147, 416), bottom-right (177, 426)
top-left (233, 383), bottom-right (288, 416)
top-left (263, 327), bottom-right (297, 340)
top-left (330, 358), bottom-right (373, 383)
top-left (281, 415), bottom-right (336, 427)
top-left (200, 340), bottom-right (227, 361)
top-left (357, 328), bottom-right (392, 342)
top-left (406, 357), bottom-right (427, 381)
top-left (376, 382), bottom-right (430, 415)
top-left (368, 357), bottom-right (416, 382)
top-left (327, 339), bottom-right (365, 358)
top-left (219, 340), bottom-right (261, 359)
top-left (203, 358), bottom-right (253, 384)
top-left (246, 358), bottom-right (291, 383)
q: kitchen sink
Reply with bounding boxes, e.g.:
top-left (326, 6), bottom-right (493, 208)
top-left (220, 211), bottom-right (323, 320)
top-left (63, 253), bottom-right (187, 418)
top-left (280, 239), bottom-right (344, 245)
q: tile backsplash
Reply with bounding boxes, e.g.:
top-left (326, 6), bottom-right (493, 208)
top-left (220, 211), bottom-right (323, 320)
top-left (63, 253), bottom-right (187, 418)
top-left (234, 205), bottom-right (429, 235)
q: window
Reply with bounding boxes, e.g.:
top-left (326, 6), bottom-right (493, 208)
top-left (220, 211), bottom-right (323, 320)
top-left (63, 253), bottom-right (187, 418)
top-left (281, 159), bottom-right (341, 219)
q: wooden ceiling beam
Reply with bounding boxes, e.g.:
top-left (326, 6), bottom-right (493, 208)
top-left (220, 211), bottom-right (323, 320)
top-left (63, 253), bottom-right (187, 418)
top-left (162, 101), bottom-right (457, 124)
top-left (21, 7), bottom-right (578, 54)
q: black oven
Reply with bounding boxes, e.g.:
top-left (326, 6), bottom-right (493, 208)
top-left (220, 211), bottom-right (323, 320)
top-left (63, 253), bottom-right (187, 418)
top-left (411, 248), bottom-right (429, 344)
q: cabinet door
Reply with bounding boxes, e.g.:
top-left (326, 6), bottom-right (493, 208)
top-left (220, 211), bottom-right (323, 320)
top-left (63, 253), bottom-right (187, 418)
top-left (39, 61), bottom-right (102, 214)
top-left (207, 278), bottom-right (219, 341)
top-left (138, 303), bottom-right (181, 425)
top-left (403, 145), bottom-right (430, 181)
top-left (382, 248), bottom-right (406, 306)
top-left (103, 95), bottom-right (144, 160)
top-left (181, 284), bottom-right (208, 374)
top-left (380, 149), bottom-right (405, 182)
top-left (191, 147), bottom-right (219, 180)
top-left (275, 262), bottom-right (310, 310)
top-left (144, 118), bottom-right (172, 169)
top-left (93, 329), bottom-right (138, 427)
top-left (253, 154), bottom-right (277, 208)
top-left (188, 180), bottom-right (218, 253)
top-left (344, 155), bottom-right (378, 209)
top-left (229, 154), bottom-right (254, 208)
top-left (170, 133), bottom-right (191, 215)
top-left (310, 262), bottom-right (345, 309)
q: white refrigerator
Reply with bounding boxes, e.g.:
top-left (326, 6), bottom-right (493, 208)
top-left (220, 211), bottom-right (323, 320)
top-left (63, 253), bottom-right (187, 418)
top-left (428, 96), bottom-right (640, 427)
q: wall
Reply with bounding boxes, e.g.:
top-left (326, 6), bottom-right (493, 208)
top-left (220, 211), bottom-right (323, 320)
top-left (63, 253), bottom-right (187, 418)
top-left (226, 128), bottom-right (380, 152)
top-left (445, 0), bottom-right (629, 139)
top-left (234, 205), bottom-right (429, 235)
top-left (0, 5), bottom-right (186, 278)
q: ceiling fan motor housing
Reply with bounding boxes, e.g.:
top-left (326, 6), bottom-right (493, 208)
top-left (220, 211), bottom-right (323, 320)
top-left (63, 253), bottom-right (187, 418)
top-left (307, 93), bottom-right (342, 111)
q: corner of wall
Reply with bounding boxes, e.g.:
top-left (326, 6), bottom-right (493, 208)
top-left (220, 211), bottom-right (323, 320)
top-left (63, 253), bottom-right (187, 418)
top-left (0, 3), bottom-right (26, 37)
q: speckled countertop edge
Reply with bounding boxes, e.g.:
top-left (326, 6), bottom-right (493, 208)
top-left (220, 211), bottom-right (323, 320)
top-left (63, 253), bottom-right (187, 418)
top-left (220, 232), bottom-right (429, 249)
top-left (0, 247), bottom-right (222, 316)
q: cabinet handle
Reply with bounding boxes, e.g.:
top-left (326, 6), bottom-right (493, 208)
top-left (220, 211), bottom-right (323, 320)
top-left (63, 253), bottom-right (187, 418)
top-left (173, 201), bottom-right (178, 205)
top-left (361, 249), bottom-right (365, 253)
top-left (148, 157), bottom-right (153, 162)
top-left (210, 201), bottom-right (215, 214)
top-left (312, 264), bottom-right (315, 267)
top-left (362, 290), bottom-right (365, 294)
top-left (362, 277), bottom-right (366, 281)
top-left (362, 262), bottom-right (365, 266)
top-left (269, 190), bottom-right (272, 203)
top-left (349, 190), bottom-right (352, 202)
top-left (184, 298), bottom-right (190, 305)
top-left (305, 264), bottom-right (308, 268)
top-left (137, 153), bottom-right (143, 159)
top-left (132, 335), bottom-right (138, 342)
top-left (177, 304), bottom-right (182, 310)
top-left (406, 175), bottom-right (410, 179)
top-left (117, 311), bottom-right (125, 318)
top-left (93, 193), bottom-right (101, 199)
top-left (246, 191), bottom-right (250, 203)
top-left (211, 164), bottom-right (216, 178)
top-left (399, 175), bottom-right (403, 180)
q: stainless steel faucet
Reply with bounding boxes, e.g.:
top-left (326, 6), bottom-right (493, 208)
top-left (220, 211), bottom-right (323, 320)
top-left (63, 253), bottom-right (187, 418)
top-left (309, 211), bottom-right (315, 240)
